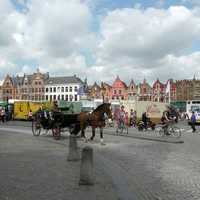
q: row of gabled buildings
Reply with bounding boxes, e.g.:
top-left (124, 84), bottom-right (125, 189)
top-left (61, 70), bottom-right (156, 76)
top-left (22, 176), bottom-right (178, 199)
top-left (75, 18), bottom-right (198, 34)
top-left (89, 76), bottom-right (176, 102)
top-left (0, 69), bottom-right (200, 103)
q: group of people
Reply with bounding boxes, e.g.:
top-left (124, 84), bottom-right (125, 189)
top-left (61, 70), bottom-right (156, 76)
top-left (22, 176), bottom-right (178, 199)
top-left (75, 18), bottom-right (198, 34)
top-left (114, 104), bottom-right (183, 135)
top-left (115, 106), bottom-right (137, 128)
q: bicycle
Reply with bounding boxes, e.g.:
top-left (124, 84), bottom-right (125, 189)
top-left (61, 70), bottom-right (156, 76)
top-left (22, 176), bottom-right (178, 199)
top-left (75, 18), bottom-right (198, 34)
top-left (116, 120), bottom-right (128, 134)
top-left (155, 121), bottom-right (181, 138)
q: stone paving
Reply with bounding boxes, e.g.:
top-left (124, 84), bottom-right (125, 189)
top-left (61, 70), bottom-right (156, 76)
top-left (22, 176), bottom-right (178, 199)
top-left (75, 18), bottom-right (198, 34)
top-left (0, 130), bottom-right (118, 200)
top-left (1, 120), bottom-right (200, 200)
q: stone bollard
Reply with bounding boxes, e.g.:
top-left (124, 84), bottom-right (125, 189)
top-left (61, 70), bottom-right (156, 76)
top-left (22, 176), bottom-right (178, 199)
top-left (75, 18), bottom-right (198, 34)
top-left (79, 146), bottom-right (94, 185)
top-left (67, 135), bottom-right (80, 161)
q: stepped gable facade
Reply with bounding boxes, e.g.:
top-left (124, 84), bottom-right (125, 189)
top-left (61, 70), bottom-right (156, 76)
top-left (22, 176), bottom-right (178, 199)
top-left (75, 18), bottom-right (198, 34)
top-left (111, 76), bottom-right (128, 100)
top-left (101, 82), bottom-right (112, 102)
top-left (127, 79), bottom-right (137, 99)
top-left (2, 74), bottom-right (16, 101)
top-left (88, 82), bottom-right (102, 99)
top-left (1, 69), bottom-right (49, 101)
top-left (152, 79), bottom-right (165, 102)
top-left (138, 79), bottom-right (152, 101)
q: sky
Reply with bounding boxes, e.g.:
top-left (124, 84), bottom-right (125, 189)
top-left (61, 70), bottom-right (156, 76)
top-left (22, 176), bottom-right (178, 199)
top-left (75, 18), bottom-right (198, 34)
top-left (1, 0), bottom-right (200, 85)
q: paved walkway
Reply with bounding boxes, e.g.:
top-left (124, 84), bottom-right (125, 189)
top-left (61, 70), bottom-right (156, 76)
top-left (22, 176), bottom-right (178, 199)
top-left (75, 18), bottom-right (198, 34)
top-left (1, 121), bottom-right (200, 200)
top-left (0, 129), bottom-right (118, 200)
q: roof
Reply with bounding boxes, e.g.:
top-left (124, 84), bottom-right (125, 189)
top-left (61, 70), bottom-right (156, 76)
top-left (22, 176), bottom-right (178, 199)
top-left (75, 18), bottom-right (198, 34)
top-left (45, 76), bottom-right (84, 85)
top-left (112, 76), bottom-right (127, 88)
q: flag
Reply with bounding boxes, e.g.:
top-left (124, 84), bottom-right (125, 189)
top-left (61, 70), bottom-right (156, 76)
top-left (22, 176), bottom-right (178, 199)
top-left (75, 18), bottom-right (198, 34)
top-left (166, 80), bottom-right (170, 94)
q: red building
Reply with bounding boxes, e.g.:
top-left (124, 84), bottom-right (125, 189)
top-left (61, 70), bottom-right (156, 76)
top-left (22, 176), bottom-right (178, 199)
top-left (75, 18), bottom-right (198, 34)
top-left (110, 76), bottom-right (128, 100)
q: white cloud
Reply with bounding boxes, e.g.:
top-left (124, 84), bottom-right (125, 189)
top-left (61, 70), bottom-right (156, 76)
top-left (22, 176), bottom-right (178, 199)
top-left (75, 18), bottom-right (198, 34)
top-left (90, 6), bottom-right (200, 84)
top-left (97, 6), bottom-right (200, 66)
top-left (0, 1), bottom-right (200, 85)
top-left (0, 0), bottom-right (94, 79)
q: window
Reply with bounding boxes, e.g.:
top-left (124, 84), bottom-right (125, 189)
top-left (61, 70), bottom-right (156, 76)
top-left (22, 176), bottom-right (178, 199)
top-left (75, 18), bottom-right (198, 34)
top-left (119, 90), bottom-right (122, 94)
top-left (57, 87), bottom-right (60, 92)
top-left (74, 86), bottom-right (78, 92)
top-left (114, 90), bottom-right (117, 94)
top-left (53, 95), bottom-right (56, 100)
top-left (35, 81), bottom-right (38, 85)
top-left (46, 88), bottom-right (48, 92)
top-left (62, 95), bottom-right (64, 100)
top-left (42, 88), bottom-right (44, 92)
top-left (58, 95), bottom-right (60, 100)
top-left (50, 87), bottom-right (52, 92)
top-left (35, 88), bottom-right (38, 92)
top-left (38, 82), bottom-right (41, 85)
top-left (61, 87), bottom-right (64, 92)
top-left (65, 95), bottom-right (68, 101)
top-left (39, 88), bottom-right (41, 92)
top-left (50, 95), bottom-right (52, 101)
top-left (70, 87), bottom-right (72, 92)
top-left (53, 87), bottom-right (56, 92)
top-left (32, 88), bottom-right (34, 93)
top-left (65, 87), bottom-right (68, 92)
top-left (74, 95), bottom-right (77, 101)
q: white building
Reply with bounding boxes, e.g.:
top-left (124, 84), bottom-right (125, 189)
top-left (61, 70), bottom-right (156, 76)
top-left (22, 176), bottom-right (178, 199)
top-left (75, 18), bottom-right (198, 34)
top-left (44, 75), bottom-right (84, 102)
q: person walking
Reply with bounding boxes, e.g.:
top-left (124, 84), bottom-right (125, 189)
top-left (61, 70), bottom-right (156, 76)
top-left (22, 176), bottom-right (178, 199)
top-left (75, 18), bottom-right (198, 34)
top-left (190, 111), bottom-right (196, 133)
top-left (118, 105), bottom-right (126, 127)
top-left (142, 112), bottom-right (148, 130)
top-left (129, 109), bottom-right (134, 127)
top-left (1, 108), bottom-right (5, 123)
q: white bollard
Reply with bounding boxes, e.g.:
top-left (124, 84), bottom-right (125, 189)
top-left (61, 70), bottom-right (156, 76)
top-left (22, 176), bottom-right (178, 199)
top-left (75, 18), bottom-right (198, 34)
top-left (79, 146), bottom-right (94, 185)
top-left (67, 135), bottom-right (80, 161)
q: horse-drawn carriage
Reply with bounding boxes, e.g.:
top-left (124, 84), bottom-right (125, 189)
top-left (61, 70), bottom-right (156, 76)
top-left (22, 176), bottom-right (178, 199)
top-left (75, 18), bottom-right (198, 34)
top-left (32, 109), bottom-right (80, 139)
top-left (32, 102), bottom-right (82, 139)
top-left (32, 102), bottom-right (113, 143)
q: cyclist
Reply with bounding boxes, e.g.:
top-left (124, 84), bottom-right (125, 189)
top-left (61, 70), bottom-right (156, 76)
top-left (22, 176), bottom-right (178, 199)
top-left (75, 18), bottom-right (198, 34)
top-left (161, 105), bottom-right (175, 135)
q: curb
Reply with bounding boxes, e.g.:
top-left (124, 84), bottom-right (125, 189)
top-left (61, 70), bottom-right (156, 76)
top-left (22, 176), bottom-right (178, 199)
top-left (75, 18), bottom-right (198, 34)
top-left (104, 132), bottom-right (184, 144)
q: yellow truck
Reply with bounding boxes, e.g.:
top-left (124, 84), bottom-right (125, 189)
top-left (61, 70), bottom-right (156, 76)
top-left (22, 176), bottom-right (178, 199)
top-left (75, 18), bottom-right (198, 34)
top-left (13, 101), bottom-right (53, 120)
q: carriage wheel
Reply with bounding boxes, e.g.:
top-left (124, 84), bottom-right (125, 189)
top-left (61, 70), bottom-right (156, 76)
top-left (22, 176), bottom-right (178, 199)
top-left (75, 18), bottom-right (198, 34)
top-left (32, 120), bottom-right (42, 136)
top-left (52, 123), bottom-right (61, 140)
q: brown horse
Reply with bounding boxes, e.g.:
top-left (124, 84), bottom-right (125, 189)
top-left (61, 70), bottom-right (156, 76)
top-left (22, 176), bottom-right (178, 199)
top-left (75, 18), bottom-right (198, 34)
top-left (74, 103), bottom-right (112, 144)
